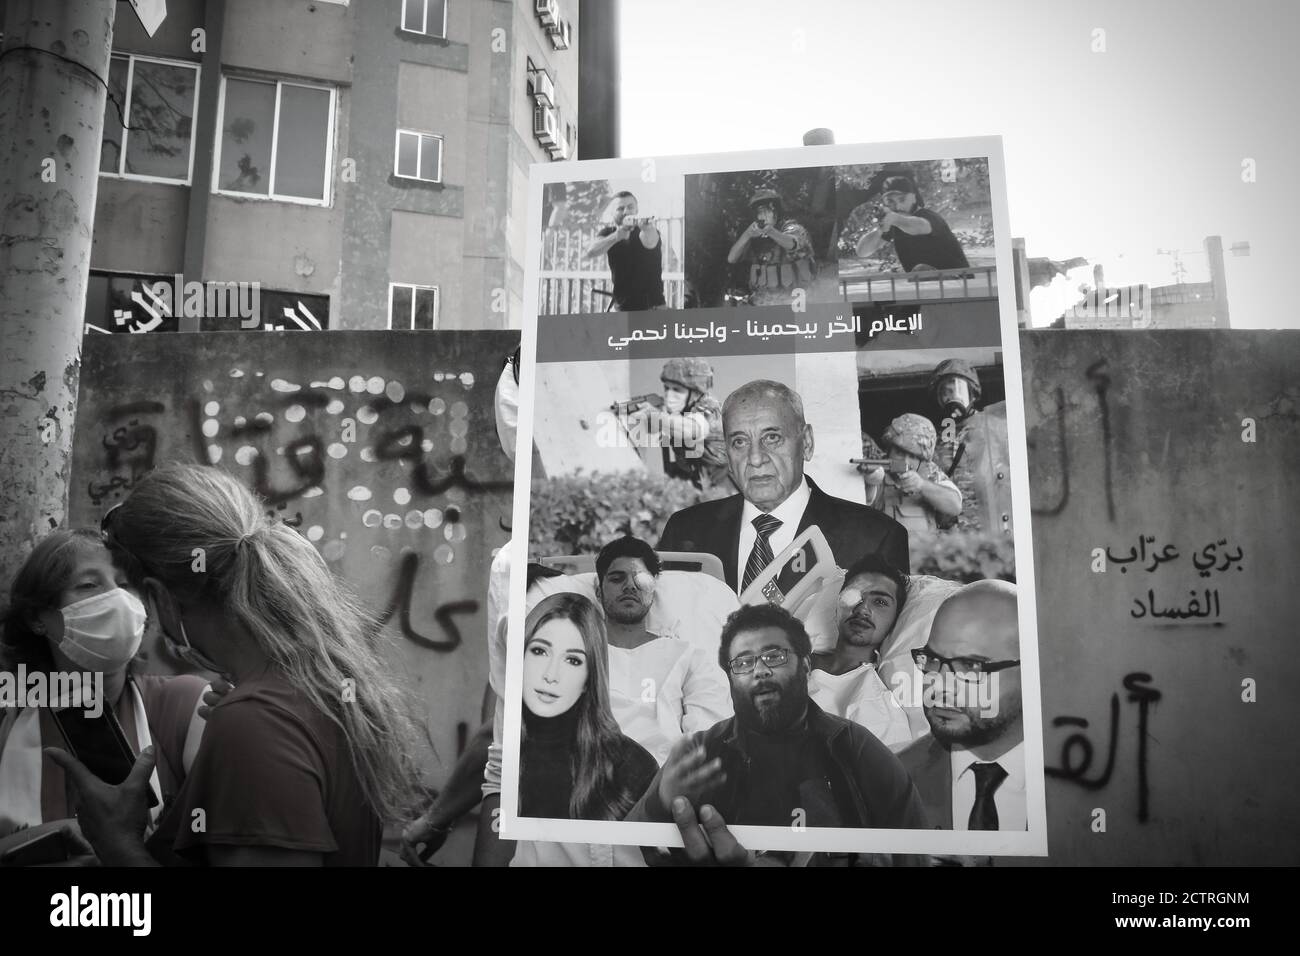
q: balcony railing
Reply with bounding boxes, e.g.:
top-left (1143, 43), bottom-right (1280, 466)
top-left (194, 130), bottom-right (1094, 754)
top-left (838, 264), bottom-right (998, 302)
top-left (538, 220), bottom-right (686, 314)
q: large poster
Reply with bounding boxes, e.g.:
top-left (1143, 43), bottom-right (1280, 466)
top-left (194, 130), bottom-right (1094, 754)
top-left (505, 139), bottom-right (1046, 857)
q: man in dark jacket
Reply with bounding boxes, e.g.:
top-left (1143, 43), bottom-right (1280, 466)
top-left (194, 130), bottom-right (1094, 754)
top-left (657, 379), bottom-right (910, 590)
top-left (630, 604), bottom-right (928, 845)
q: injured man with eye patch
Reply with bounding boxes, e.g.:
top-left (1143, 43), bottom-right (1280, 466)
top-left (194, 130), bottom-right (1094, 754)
top-left (806, 553), bottom-right (919, 751)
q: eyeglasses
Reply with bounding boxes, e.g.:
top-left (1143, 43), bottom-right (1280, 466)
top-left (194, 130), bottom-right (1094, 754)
top-left (911, 647), bottom-right (1020, 684)
top-left (727, 648), bottom-right (792, 676)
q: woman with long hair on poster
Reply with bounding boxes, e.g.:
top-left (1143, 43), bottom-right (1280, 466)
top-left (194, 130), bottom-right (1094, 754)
top-left (0, 530), bottom-right (215, 866)
top-left (49, 462), bottom-right (421, 866)
top-left (508, 591), bottom-right (658, 866)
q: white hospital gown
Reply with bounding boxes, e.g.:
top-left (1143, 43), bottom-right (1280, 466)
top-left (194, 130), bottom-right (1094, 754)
top-left (808, 663), bottom-right (916, 752)
top-left (607, 636), bottom-right (734, 765)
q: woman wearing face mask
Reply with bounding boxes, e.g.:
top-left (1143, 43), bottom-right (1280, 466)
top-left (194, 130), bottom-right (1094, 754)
top-left (0, 530), bottom-right (211, 865)
top-left (498, 592), bottom-right (658, 867)
top-left (59, 462), bottom-right (421, 866)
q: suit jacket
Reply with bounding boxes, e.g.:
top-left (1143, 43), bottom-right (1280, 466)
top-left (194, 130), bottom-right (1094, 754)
top-left (656, 476), bottom-right (910, 591)
top-left (897, 735), bottom-right (953, 829)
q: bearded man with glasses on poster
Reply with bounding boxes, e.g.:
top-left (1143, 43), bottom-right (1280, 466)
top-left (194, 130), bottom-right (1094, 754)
top-left (626, 604), bottom-right (927, 864)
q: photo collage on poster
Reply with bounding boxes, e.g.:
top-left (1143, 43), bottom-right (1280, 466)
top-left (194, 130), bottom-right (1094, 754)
top-left (505, 139), bottom-right (1046, 858)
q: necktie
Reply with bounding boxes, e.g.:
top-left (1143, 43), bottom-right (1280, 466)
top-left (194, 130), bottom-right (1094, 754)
top-left (968, 762), bottom-right (1007, 831)
top-left (741, 514), bottom-right (783, 591)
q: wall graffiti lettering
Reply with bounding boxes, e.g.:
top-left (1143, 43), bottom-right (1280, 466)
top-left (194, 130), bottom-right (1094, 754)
top-left (1084, 358), bottom-right (1115, 522)
top-left (1046, 672), bottom-right (1163, 822)
top-left (89, 368), bottom-right (510, 658)
top-left (73, 332), bottom-right (521, 793)
top-left (88, 402), bottom-right (166, 505)
top-left (1029, 386), bottom-right (1069, 516)
top-left (377, 552), bottom-right (480, 652)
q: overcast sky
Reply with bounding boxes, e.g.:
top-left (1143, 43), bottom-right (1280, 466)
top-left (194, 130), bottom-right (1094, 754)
top-left (620, 0), bottom-right (1299, 328)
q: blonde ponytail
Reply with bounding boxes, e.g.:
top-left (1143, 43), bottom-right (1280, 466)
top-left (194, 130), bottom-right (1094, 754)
top-left (113, 463), bottom-right (421, 821)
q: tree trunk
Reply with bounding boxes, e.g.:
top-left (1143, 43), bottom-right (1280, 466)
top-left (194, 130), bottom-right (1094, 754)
top-left (0, 0), bottom-right (115, 586)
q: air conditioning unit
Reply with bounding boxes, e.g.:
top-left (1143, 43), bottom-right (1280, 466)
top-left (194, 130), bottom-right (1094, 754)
top-left (548, 18), bottom-right (571, 50)
top-left (532, 69), bottom-right (555, 107)
top-left (533, 104), bottom-right (557, 145)
top-left (549, 138), bottom-right (568, 161)
top-left (536, 0), bottom-right (558, 27)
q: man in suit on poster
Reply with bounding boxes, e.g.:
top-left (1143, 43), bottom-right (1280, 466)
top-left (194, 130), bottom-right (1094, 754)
top-left (897, 579), bottom-right (1024, 832)
top-left (657, 380), bottom-right (910, 592)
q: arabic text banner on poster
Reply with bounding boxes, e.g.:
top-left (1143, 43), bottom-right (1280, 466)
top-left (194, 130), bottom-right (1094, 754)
top-left (505, 139), bottom-right (1046, 857)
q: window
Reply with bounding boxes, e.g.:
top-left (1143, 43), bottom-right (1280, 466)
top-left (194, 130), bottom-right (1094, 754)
top-left (99, 54), bottom-right (199, 184)
top-left (214, 76), bottom-right (335, 205)
top-left (401, 0), bottom-right (448, 38)
top-left (394, 130), bottom-right (443, 183)
top-left (389, 284), bottom-right (440, 330)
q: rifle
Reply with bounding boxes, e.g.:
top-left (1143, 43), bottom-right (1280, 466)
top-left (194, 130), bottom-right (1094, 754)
top-left (610, 394), bottom-right (664, 416)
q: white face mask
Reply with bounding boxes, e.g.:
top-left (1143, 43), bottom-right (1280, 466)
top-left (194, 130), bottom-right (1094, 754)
top-left (58, 588), bottom-right (146, 671)
top-left (495, 362), bottom-right (520, 462)
top-left (663, 389), bottom-right (688, 414)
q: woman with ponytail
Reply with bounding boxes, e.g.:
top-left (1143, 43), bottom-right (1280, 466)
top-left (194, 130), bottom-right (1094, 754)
top-left (507, 592), bottom-right (658, 866)
top-left (59, 462), bottom-right (420, 866)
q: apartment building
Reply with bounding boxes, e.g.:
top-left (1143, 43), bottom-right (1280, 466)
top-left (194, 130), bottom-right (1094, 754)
top-left (75, 0), bottom-right (590, 334)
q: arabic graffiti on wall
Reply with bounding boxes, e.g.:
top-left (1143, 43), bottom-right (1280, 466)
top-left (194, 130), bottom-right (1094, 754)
top-left (71, 331), bottom-right (519, 788)
top-left (1045, 672), bottom-right (1163, 822)
top-left (1097, 533), bottom-right (1245, 623)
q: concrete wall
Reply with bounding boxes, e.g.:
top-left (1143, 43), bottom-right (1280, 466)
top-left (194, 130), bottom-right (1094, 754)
top-left (200, 0), bottom-right (353, 308)
top-left (221, 0), bottom-right (352, 85)
top-left (110, 0), bottom-right (205, 57)
top-left (1021, 329), bottom-right (1300, 864)
top-left (506, 0), bottom-right (581, 328)
top-left (339, 2), bottom-right (471, 331)
top-left (389, 210), bottom-right (463, 324)
top-left (91, 180), bottom-right (189, 273)
top-left (69, 330), bottom-right (518, 793)
top-left (88, 0), bottom-right (203, 276)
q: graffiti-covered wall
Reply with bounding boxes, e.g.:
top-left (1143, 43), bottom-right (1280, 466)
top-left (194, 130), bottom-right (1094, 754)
top-left (1021, 330), bottom-right (1299, 865)
top-left (70, 330), bottom-right (517, 790)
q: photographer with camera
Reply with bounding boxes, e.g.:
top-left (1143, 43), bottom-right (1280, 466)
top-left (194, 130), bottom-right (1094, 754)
top-left (583, 191), bottom-right (666, 312)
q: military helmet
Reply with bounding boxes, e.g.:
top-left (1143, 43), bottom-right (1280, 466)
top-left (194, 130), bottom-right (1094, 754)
top-left (661, 357), bottom-right (714, 395)
top-left (882, 413), bottom-right (937, 462)
top-left (929, 358), bottom-right (982, 404)
top-left (748, 189), bottom-right (783, 216)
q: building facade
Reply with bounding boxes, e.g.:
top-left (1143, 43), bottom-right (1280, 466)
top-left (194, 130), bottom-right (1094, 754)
top-left (82, 0), bottom-right (586, 335)
top-left (1061, 236), bottom-right (1233, 330)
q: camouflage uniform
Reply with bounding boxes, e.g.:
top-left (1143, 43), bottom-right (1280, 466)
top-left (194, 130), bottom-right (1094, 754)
top-left (929, 360), bottom-right (1013, 536)
top-left (660, 358), bottom-right (730, 494)
top-left (872, 413), bottom-right (962, 535)
top-left (742, 190), bottom-right (816, 307)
